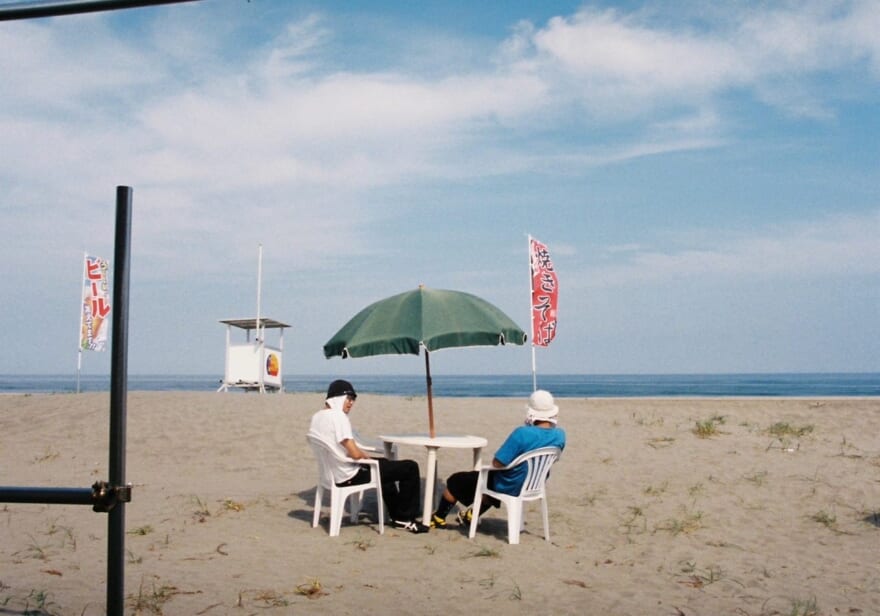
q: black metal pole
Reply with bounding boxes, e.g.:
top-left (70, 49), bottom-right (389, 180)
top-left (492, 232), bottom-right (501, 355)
top-left (0, 0), bottom-right (200, 21)
top-left (106, 186), bottom-right (132, 616)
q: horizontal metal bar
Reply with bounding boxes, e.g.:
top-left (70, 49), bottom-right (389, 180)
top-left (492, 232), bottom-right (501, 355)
top-left (0, 486), bottom-right (95, 506)
top-left (0, 0), bottom-right (200, 21)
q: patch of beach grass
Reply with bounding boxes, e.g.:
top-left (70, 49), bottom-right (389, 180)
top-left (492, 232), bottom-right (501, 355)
top-left (509, 580), bottom-right (522, 600)
top-left (655, 510), bottom-right (703, 536)
top-left (23, 588), bottom-right (57, 615)
top-left (466, 545), bottom-right (500, 559)
top-left (810, 510), bottom-right (835, 527)
top-left (677, 561), bottom-right (723, 588)
top-left (237, 588), bottom-right (294, 607)
top-left (788, 596), bottom-right (819, 616)
top-left (46, 520), bottom-right (76, 551)
top-left (578, 491), bottom-right (600, 507)
top-left (347, 536), bottom-right (374, 551)
top-left (687, 483), bottom-right (705, 499)
top-left (0, 589), bottom-right (54, 614)
top-left (743, 470), bottom-right (769, 487)
top-left (293, 579), bottom-right (325, 600)
top-left (477, 574), bottom-right (522, 600)
top-left (621, 505), bottom-right (647, 538)
top-left (808, 510), bottom-right (849, 535)
top-left (632, 412), bottom-right (664, 427)
top-left (221, 498), bottom-right (245, 512)
top-left (835, 436), bottom-right (863, 459)
top-left (128, 576), bottom-right (184, 615)
top-left (646, 436), bottom-right (675, 449)
top-left (128, 525), bottom-right (154, 536)
top-left (693, 415), bottom-right (725, 438)
top-left (20, 534), bottom-right (51, 561)
top-left (32, 447), bottom-right (60, 464)
top-left (191, 496), bottom-right (211, 523)
top-left (767, 422), bottom-right (813, 438)
top-left (644, 482), bottom-right (668, 497)
top-left (254, 589), bottom-right (292, 606)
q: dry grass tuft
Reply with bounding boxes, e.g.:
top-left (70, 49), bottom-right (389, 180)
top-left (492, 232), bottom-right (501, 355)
top-left (467, 545), bottom-right (501, 558)
top-left (655, 510), bottom-right (703, 536)
top-left (128, 525), bottom-right (154, 536)
top-left (33, 447), bottom-right (60, 463)
top-left (767, 422), bottom-right (814, 438)
top-left (221, 499), bottom-right (245, 512)
top-left (128, 576), bottom-right (188, 615)
top-left (293, 579), bottom-right (326, 600)
top-left (693, 415), bottom-right (725, 438)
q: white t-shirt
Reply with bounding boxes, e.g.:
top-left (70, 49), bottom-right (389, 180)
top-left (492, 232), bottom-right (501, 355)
top-left (308, 406), bottom-right (360, 484)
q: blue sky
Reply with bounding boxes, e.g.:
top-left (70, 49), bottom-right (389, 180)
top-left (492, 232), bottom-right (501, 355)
top-left (1, 0), bottom-right (878, 378)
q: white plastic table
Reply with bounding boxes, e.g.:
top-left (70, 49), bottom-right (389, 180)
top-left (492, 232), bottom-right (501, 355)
top-left (378, 433), bottom-right (488, 524)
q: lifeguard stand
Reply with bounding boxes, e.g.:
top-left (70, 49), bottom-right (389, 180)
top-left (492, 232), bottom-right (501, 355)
top-left (217, 318), bottom-right (289, 393)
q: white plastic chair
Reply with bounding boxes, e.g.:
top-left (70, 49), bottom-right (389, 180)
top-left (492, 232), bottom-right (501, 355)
top-left (468, 446), bottom-right (562, 544)
top-left (306, 434), bottom-right (385, 537)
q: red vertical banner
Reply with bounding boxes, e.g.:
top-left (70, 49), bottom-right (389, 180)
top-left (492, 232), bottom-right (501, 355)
top-left (530, 237), bottom-right (558, 346)
top-left (81, 255), bottom-right (111, 351)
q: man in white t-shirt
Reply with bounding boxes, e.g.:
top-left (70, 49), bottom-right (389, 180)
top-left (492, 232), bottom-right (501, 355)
top-left (308, 379), bottom-right (429, 534)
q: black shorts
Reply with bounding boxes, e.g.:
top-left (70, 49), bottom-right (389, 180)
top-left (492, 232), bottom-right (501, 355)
top-left (445, 470), bottom-right (500, 507)
top-left (335, 465), bottom-right (371, 487)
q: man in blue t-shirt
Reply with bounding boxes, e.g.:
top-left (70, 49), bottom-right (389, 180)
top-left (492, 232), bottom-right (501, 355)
top-left (430, 389), bottom-right (566, 528)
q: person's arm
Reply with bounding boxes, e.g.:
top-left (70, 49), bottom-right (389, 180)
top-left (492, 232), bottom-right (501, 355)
top-left (340, 438), bottom-right (370, 460)
top-left (491, 458), bottom-right (506, 468)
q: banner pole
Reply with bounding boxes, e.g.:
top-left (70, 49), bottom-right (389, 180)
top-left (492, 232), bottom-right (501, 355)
top-left (528, 235), bottom-right (537, 391)
top-left (256, 243), bottom-right (264, 393)
top-left (76, 251), bottom-right (87, 394)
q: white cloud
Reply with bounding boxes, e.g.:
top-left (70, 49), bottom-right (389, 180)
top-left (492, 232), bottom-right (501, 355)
top-left (0, 18), bottom-right (165, 115)
top-left (518, 2), bottom-right (880, 117)
top-left (533, 9), bottom-right (744, 92)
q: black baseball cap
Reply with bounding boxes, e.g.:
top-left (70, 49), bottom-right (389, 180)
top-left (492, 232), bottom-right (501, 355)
top-left (326, 379), bottom-right (357, 399)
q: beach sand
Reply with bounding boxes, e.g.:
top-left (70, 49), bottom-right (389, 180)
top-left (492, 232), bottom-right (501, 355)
top-left (1, 392), bottom-right (878, 615)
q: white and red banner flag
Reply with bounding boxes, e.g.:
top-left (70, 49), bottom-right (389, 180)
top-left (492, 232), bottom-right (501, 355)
top-left (80, 254), bottom-right (111, 351)
top-left (529, 237), bottom-right (558, 346)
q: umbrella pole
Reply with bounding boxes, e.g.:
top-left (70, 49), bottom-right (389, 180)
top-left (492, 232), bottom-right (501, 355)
top-left (425, 350), bottom-right (435, 438)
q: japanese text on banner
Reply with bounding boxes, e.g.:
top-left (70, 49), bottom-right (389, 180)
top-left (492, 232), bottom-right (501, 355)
top-left (529, 238), bottom-right (558, 346)
top-left (80, 255), bottom-right (111, 351)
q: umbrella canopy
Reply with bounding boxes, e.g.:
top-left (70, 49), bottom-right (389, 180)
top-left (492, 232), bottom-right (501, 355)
top-left (324, 286), bottom-right (527, 436)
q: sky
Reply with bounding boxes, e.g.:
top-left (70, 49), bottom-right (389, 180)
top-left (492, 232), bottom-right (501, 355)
top-left (1, 0), bottom-right (878, 379)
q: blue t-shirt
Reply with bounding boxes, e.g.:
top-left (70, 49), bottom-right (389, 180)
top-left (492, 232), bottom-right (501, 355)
top-left (491, 425), bottom-right (566, 495)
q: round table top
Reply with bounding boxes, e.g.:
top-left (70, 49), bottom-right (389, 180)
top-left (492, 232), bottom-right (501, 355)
top-left (378, 433), bottom-right (488, 448)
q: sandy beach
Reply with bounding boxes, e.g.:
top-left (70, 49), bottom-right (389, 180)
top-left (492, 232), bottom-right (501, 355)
top-left (1, 392), bottom-right (878, 615)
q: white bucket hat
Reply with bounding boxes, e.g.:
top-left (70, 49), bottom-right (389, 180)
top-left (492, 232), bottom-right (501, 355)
top-left (526, 389), bottom-right (559, 421)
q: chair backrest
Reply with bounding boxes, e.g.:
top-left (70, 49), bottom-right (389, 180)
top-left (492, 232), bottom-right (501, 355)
top-left (510, 446), bottom-right (561, 498)
top-left (306, 433), bottom-right (345, 489)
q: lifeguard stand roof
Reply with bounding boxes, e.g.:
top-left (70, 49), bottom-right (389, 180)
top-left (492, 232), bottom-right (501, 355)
top-left (219, 318), bottom-right (290, 330)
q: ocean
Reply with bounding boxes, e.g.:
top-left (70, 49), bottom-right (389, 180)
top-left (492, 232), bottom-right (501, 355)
top-left (2, 373), bottom-right (879, 397)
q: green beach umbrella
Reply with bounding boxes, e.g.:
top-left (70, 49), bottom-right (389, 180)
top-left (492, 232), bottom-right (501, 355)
top-left (324, 286), bottom-right (527, 437)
